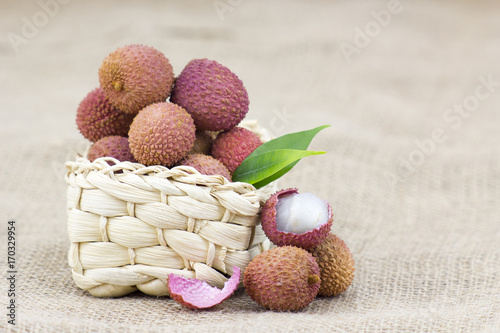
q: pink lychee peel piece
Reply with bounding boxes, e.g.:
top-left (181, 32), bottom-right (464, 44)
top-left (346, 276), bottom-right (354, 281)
top-left (168, 266), bottom-right (241, 309)
top-left (261, 188), bottom-right (334, 250)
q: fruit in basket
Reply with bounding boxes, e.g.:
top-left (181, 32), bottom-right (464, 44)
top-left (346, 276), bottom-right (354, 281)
top-left (309, 234), bottom-right (355, 297)
top-left (76, 88), bottom-right (135, 142)
top-left (128, 102), bottom-right (196, 167)
top-left (243, 246), bottom-right (320, 311)
top-left (188, 130), bottom-right (214, 155)
top-left (99, 44), bottom-right (174, 114)
top-left (260, 188), bottom-right (333, 250)
top-left (178, 154), bottom-right (231, 180)
top-left (168, 266), bottom-right (241, 309)
top-left (211, 127), bottom-right (262, 174)
top-left (170, 58), bottom-right (249, 131)
top-left (87, 135), bottom-right (137, 162)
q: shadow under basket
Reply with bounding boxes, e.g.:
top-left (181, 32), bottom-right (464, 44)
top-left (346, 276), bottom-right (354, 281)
top-left (65, 123), bottom-right (275, 298)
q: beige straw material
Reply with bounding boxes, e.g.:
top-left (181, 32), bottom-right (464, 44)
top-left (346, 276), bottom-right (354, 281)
top-left (65, 121), bottom-right (275, 298)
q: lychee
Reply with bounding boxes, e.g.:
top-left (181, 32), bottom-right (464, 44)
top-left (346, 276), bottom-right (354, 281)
top-left (188, 130), bottom-right (214, 155)
top-left (76, 88), bottom-right (135, 143)
top-left (177, 154), bottom-right (231, 180)
top-left (170, 58), bottom-right (249, 131)
top-left (211, 127), bottom-right (262, 174)
top-left (128, 102), bottom-right (195, 167)
top-left (87, 136), bottom-right (137, 163)
top-left (308, 234), bottom-right (355, 297)
top-left (260, 188), bottom-right (333, 250)
top-left (99, 44), bottom-right (174, 114)
top-left (243, 246), bottom-right (320, 311)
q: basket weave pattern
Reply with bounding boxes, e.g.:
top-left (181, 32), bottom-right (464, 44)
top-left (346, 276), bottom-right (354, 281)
top-left (65, 161), bottom-right (272, 297)
top-left (65, 122), bottom-right (274, 297)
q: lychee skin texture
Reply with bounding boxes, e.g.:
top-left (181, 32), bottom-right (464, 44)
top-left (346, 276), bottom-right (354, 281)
top-left (188, 130), bottom-right (214, 155)
top-left (170, 58), bottom-right (249, 131)
top-left (76, 88), bottom-right (135, 142)
top-left (309, 234), bottom-right (355, 297)
top-left (99, 44), bottom-right (174, 114)
top-left (260, 188), bottom-right (333, 250)
top-left (87, 136), bottom-right (137, 163)
top-left (243, 246), bottom-right (321, 311)
top-left (128, 102), bottom-right (195, 167)
top-left (178, 154), bottom-right (231, 180)
top-left (211, 127), bottom-right (262, 174)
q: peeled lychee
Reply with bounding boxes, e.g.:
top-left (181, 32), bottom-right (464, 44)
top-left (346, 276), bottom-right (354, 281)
top-left (170, 58), bottom-right (249, 131)
top-left (128, 102), bottom-right (196, 167)
top-left (211, 127), bottom-right (262, 174)
top-left (308, 234), bottom-right (355, 297)
top-left (87, 136), bottom-right (137, 163)
top-left (76, 88), bottom-right (135, 142)
top-left (99, 44), bottom-right (174, 114)
top-left (168, 266), bottom-right (240, 309)
top-left (260, 188), bottom-right (333, 250)
top-left (243, 246), bottom-right (320, 311)
top-left (177, 154), bottom-right (231, 180)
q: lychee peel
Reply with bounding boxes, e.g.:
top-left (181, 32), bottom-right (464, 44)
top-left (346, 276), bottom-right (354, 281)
top-left (211, 127), bottom-right (262, 174)
top-left (87, 136), bottom-right (137, 163)
top-left (128, 102), bottom-right (196, 167)
top-left (76, 88), bottom-right (135, 142)
top-left (168, 266), bottom-right (241, 309)
top-left (170, 58), bottom-right (249, 131)
top-left (260, 188), bottom-right (333, 250)
top-left (99, 44), bottom-right (174, 114)
top-left (243, 246), bottom-right (320, 311)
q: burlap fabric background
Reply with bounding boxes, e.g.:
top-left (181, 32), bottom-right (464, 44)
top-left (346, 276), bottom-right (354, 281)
top-left (1, 0), bottom-right (499, 332)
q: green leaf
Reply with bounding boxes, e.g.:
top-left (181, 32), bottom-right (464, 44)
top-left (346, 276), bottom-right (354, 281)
top-left (231, 125), bottom-right (330, 188)
top-left (250, 124), bottom-right (330, 157)
top-left (232, 149), bottom-right (326, 187)
top-left (251, 161), bottom-right (296, 189)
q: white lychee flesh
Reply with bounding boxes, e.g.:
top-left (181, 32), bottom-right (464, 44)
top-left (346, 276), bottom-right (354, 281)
top-left (275, 193), bottom-right (329, 234)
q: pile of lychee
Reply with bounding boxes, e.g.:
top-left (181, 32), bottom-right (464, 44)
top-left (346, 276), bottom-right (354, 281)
top-left (243, 188), bottom-right (355, 311)
top-left (76, 44), bottom-right (263, 179)
top-left (73, 44), bottom-right (355, 312)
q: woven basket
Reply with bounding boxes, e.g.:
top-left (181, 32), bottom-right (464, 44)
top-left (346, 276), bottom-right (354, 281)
top-left (65, 121), bottom-right (275, 297)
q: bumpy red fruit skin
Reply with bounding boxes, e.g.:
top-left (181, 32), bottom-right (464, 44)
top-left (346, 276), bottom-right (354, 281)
top-left (178, 154), bottom-right (231, 180)
top-left (211, 127), bottom-right (262, 174)
top-left (260, 188), bottom-right (333, 250)
top-left (309, 234), bottom-right (355, 297)
top-left (128, 102), bottom-right (196, 167)
top-left (87, 136), bottom-right (137, 163)
top-left (76, 88), bottom-right (135, 142)
top-left (170, 58), bottom-right (249, 131)
top-left (99, 44), bottom-right (174, 114)
top-left (243, 246), bottom-right (320, 311)
top-left (188, 131), bottom-right (214, 155)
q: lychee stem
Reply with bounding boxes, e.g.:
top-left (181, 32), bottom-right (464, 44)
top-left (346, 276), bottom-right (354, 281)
top-left (112, 80), bottom-right (123, 91)
top-left (308, 274), bottom-right (320, 285)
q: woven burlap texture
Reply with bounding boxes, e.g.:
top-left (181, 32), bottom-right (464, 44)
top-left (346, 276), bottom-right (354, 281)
top-left (1, 0), bottom-right (499, 332)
